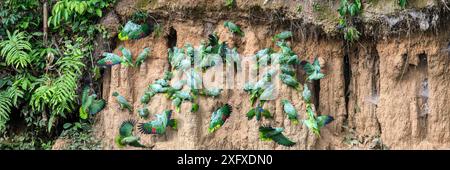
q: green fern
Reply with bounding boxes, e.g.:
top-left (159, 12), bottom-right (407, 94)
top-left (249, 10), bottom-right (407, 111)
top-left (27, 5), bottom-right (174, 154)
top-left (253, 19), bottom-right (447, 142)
top-left (0, 91), bottom-right (13, 133)
top-left (0, 30), bottom-right (32, 69)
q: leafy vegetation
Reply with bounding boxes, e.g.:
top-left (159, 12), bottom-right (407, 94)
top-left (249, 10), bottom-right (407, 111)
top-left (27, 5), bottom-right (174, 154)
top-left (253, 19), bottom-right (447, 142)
top-left (59, 121), bottom-right (102, 150)
top-left (0, 0), bottom-right (116, 149)
top-left (225, 0), bottom-right (236, 9)
top-left (338, 0), bottom-right (362, 42)
top-left (399, 0), bottom-right (407, 9)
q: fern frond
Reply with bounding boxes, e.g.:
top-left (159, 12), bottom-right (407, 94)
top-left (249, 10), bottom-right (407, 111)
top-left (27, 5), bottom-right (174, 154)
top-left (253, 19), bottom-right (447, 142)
top-left (0, 91), bottom-right (13, 133)
top-left (0, 30), bottom-right (32, 69)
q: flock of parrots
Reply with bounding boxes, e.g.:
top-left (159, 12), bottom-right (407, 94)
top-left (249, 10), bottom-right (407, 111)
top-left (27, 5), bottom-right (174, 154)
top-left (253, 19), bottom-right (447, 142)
top-left (90, 20), bottom-right (334, 148)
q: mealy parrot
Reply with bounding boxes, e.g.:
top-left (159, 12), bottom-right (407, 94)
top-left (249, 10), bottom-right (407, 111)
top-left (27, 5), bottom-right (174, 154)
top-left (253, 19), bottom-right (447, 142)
top-left (119, 47), bottom-right (134, 67)
top-left (224, 21), bottom-right (244, 36)
top-left (112, 91), bottom-right (132, 112)
top-left (98, 52), bottom-right (123, 67)
top-left (138, 110), bottom-right (177, 135)
top-left (140, 91), bottom-right (156, 105)
top-left (149, 83), bottom-right (168, 93)
top-left (118, 21), bottom-right (151, 41)
top-left (247, 105), bottom-right (272, 121)
top-left (208, 104), bottom-right (232, 133)
top-left (280, 64), bottom-right (296, 76)
top-left (200, 87), bottom-right (222, 97)
top-left (165, 80), bottom-right (186, 98)
top-left (135, 47), bottom-right (150, 67)
top-left (79, 86), bottom-right (106, 119)
top-left (138, 107), bottom-right (150, 119)
top-left (258, 126), bottom-right (296, 147)
top-left (155, 78), bottom-right (170, 87)
top-left (303, 57), bottom-right (325, 81)
top-left (279, 73), bottom-right (300, 91)
top-left (115, 119), bottom-right (147, 148)
top-left (281, 99), bottom-right (299, 124)
top-left (272, 31), bottom-right (293, 42)
top-left (168, 47), bottom-right (184, 70)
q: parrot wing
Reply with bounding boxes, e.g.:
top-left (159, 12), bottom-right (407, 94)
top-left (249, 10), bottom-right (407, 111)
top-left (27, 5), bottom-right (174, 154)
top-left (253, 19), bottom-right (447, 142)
top-left (119, 119), bottom-right (136, 137)
top-left (317, 115), bottom-right (334, 128)
top-left (88, 99), bottom-right (106, 115)
top-left (271, 133), bottom-right (296, 147)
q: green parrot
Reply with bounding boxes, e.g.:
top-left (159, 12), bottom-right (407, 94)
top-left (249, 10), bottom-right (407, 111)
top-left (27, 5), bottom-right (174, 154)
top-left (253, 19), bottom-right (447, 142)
top-left (200, 87), bottom-right (223, 97)
top-left (186, 69), bottom-right (203, 90)
top-left (138, 107), bottom-right (150, 119)
top-left (138, 110), bottom-right (177, 135)
top-left (276, 41), bottom-right (296, 57)
top-left (163, 71), bottom-right (173, 80)
top-left (224, 21), bottom-right (244, 36)
top-left (149, 83), bottom-right (168, 93)
top-left (168, 47), bottom-right (184, 70)
top-left (302, 84), bottom-right (311, 103)
top-left (303, 115), bottom-right (334, 136)
top-left (191, 102), bottom-right (199, 112)
top-left (115, 119), bottom-right (147, 148)
top-left (171, 80), bottom-right (186, 91)
top-left (112, 91), bottom-right (132, 112)
top-left (154, 78), bottom-right (170, 87)
top-left (79, 86), bottom-right (106, 119)
top-left (208, 104), bottom-right (232, 133)
top-left (225, 47), bottom-right (242, 70)
top-left (247, 105), bottom-right (272, 121)
top-left (259, 84), bottom-right (275, 102)
top-left (207, 33), bottom-right (219, 47)
top-left (279, 73), bottom-right (300, 91)
top-left (303, 57), bottom-right (325, 81)
top-left (272, 31), bottom-right (293, 42)
top-left (119, 47), bottom-right (134, 67)
top-left (280, 64), bottom-right (296, 76)
top-left (135, 47), bottom-right (150, 67)
top-left (165, 80), bottom-right (186, 98)
top-left (243, 82), bottom-right (255, 93)
top-left (98, 52), bottom-right (123, 67)
top-left (118, 21), bottom-right (151, 41)
top-left (172, 90), bottom-right (194, 101)
top-left (254, 48), bottom-right (272, 69)
top-left (171, 97), bottom-right (182, 113)
top-left (199, 53), bottom-right (221, 71)
top-left (302, 104), bottom-right (334, 136)
top-left (281, 99), bottom-right (299, 124)
top-left (259, 126), bottom-right (296, 147)
top-left (140, 91), bottom-right (156, 105)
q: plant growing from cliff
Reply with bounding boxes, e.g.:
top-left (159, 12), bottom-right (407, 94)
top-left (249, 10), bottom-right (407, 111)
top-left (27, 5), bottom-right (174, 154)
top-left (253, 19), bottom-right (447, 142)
top-left (398, 0), bottom-right (407, 9)
top-left (225, 0), bottom-right (236, 9)
top-left (338, 0), bottom-right (362, 42)
top-left (48, 0), bottom-right (115, 28)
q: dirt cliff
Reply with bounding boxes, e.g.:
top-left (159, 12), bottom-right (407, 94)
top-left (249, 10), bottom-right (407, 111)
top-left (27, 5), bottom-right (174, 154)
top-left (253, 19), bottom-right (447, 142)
top-left (92, 0), bottom-right (450, 149)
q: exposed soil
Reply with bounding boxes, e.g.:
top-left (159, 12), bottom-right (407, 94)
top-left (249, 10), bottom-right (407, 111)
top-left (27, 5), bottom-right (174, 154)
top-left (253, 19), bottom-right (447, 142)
top-left (91, 0), bottom-right (450, 150)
